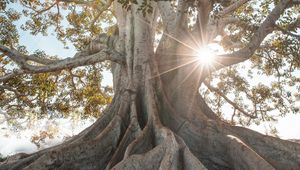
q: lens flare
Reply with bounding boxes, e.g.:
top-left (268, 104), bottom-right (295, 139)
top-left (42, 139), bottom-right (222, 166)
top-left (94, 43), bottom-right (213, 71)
top-left (196, 47), bottom-right (215, 64)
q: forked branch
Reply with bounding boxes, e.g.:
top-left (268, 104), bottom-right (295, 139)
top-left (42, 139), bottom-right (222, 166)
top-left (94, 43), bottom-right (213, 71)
top-left (213, 0), bottom-right (292, 70)
top-left (0, 44), bottom-right (125, 82)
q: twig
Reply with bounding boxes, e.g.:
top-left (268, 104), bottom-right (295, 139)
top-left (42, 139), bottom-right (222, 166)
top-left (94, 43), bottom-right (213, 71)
top-left (204, 80), bottom-right (258, 119)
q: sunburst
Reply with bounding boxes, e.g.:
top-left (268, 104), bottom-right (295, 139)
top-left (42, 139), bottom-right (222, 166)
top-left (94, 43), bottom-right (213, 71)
top-left (196, 46), bottom-right (215, 65)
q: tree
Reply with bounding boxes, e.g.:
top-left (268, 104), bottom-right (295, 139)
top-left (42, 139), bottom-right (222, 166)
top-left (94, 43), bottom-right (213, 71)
top-left (0, 0), bottom-right (300, 169)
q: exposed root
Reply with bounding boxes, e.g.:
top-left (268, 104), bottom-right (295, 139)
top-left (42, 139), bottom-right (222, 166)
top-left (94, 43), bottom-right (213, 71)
top-left (109, 80), bottom-right (208, 169)
top-left (0, 94), bottom-right (131, 170)
top-left (182, 147), bottom-right (208, 170)
top-left (113, 123), bottom-right (207, 170)
top-left (157, 128), bottom-right (207, 170)
top-left (176, 120), bottom-right (231, 169)
top-left (112, 142), bottom-right (166, 170)
top-left (0, 154), bottom-right (41, 170)
top-left (106, 102), bottom-right (142, 169)
top-left (1, 87), bottom-right (299, 170)
top-left (22, 115), bottom-right (124, 170)
top-left (175, 116), bottom-right (300, 170)
top-left (123, 123), bottom-right (154, 157)
top-left (105, 119), bottom-right (140, 169)
top-left (231, 126), bottom-right (300, 170)
top-left (226, 135), bottom-right (275, 170)
top-left (0, 94), bottom-right (126, 169)
top-left (73, 93), bottom-right (129, 143)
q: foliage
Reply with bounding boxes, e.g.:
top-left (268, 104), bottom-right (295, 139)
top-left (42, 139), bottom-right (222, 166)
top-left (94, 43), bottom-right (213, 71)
top-left (31, 130), bottom-right (55, 149)
top-left (0, 0), bottom-right (114, 120)
top-left (0, 60), bottom-right (112, 119)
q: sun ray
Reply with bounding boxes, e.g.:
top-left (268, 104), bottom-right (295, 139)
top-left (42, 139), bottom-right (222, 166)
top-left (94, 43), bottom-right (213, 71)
top-left (150, 58), bottom-right (199, 79)
top-left (175, 61), bottom-right (202, 90)
top-left (136, 15), bottom-right (227, 81)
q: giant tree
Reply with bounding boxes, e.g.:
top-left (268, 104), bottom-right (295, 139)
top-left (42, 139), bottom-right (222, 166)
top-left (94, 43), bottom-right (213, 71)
top-left (0, 0), bottom-right (300, 169)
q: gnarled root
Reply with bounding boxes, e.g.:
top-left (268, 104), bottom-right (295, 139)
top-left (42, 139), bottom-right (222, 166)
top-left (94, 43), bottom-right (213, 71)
top-left (1, 89), bottom-right (299, 170)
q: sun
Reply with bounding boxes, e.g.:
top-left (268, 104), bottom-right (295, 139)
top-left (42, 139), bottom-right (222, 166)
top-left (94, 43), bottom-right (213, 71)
top-left (196, 46), bottom-right (215, 64)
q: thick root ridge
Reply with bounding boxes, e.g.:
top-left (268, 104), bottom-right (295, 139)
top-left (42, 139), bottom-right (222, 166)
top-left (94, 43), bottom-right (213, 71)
top-left (0, 94), bottom-right (131, 170)
top-left (0, 107), bottom-right (118, 170)
top-left (112, 123), bottom-right (206, 170)
top-left (175, 116), bottom-right (300, 170)
top-left (230, 126), bottom-right (300, 170)
top-left (105, 103), bottom-right (142, 169)
top-left (123, 123), bottom-right (154, 157)
top-left (176, 121), bottom-right (231, 169)
top-left (23, 116), bottom-right (124, 170)
top-left (112, 143), bottom-right (166, 170)
top-left (182, 147), bottom-right (208, 170)
top-left (226, 135), bottom-right (275, 170)
top-left (105, 122), bottom-right (140, 169)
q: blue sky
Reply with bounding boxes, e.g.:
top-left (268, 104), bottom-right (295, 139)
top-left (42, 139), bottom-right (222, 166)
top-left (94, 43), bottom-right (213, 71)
top-left (18, 29), bottom-right (76, 58)
top-left (11, 2), bottom-right (76, 58)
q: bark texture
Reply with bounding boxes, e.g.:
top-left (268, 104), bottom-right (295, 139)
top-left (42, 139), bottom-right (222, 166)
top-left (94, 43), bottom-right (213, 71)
top-left (1, 0), bottom-right (300, 169)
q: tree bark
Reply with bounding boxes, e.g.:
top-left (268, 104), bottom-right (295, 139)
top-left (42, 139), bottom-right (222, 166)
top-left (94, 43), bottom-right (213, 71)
top-left (1, 0), bottom-right (299, 169)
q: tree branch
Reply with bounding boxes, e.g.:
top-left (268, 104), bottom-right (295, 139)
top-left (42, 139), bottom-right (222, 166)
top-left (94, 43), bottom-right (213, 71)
top-left (218, 0), bottom-right (250, 16)
top-left (25, 54), bottom-right (60, 65)
top-left (213, 0), bottom-right (292, 71)
top-left (34, 1), bottom-right (59, 16)
top-left (291, 0), bottom-right (300, 4)
top-left (203, 80), bottom-right (258, 119)
top-left (0, 45), bottom-right (125, 81)
top-left (195, 0), bottom-right (213, 43)
top-left (156, 0), bottom-right (188, 52)
top-left (59, 0), bottom-right (95, 6)
top-left (0, 45), bottom-right (27, 68)
top-left (0, 85), bottom-right (22, 96)
top-left (0, 70), bottom-right (24, 82)
top-left (0, 45), bottom-right (60, 68)
top-left (90, 0), bottom-right (113, 29)
top-left (275, 24), bottom-right (300, 39)
top-left (157, 1), bottom-right (176, 29)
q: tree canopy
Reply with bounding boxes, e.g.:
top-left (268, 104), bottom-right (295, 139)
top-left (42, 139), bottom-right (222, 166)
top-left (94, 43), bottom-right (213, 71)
top-left (1, 0), bottom-right (299, 132)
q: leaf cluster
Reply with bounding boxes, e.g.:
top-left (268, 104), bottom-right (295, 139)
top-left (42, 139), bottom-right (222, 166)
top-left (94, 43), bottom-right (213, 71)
top-left (0, 53), bottom-right (112, 119)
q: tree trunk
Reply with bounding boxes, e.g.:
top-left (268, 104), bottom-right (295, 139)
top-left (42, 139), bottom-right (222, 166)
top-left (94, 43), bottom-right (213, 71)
top-left (1, 1), bottom-right (299, 170)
